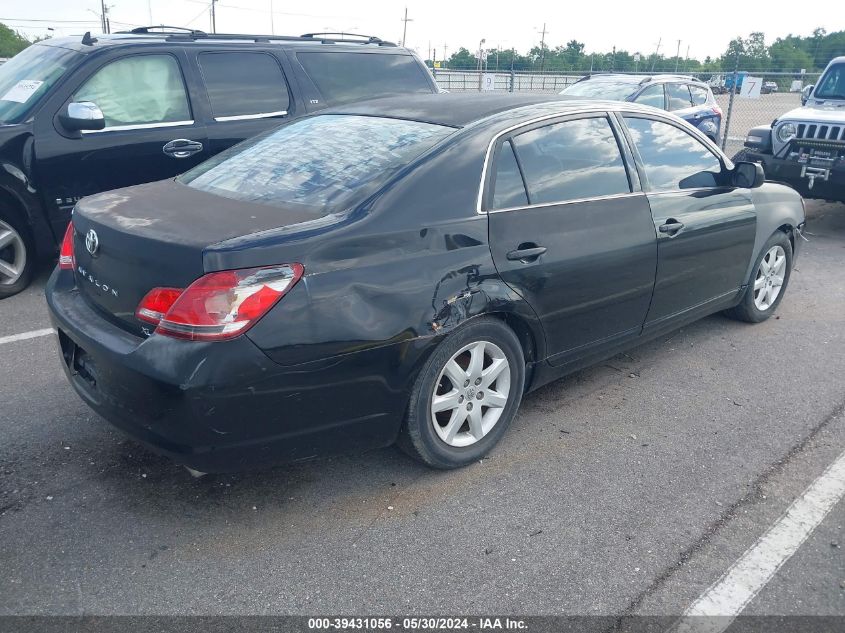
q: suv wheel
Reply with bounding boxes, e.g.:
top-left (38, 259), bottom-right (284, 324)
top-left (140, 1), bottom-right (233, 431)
top-left (0, 209), bottom-right (35, 299)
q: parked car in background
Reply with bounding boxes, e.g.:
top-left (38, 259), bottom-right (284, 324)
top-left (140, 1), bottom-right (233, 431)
top-left (736, 56), bottom-right (845, 202)
top-left (762, 81), bottom-right (779, 94)
top-left (560, 74), bottom-right (723, 143)
top-left (0, 27), bottom-right (438, 298)
top-left (47, 94), bottom-right (804, 473)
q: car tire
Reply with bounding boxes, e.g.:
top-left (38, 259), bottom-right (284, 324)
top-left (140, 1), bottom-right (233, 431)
top-left (0, 207), bottom-right (35, 300)
top-left (724, 231), bottom-right (793, 323)
top-left (398, 317), bottom-right (525, 469)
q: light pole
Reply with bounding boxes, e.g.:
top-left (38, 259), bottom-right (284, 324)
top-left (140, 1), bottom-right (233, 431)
top-left (477, 38), bottom-right (486, 91)
top-left (400, 7), bottom-right (413, 47)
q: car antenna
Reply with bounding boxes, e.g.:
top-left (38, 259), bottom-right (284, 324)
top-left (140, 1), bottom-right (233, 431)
top-left (81, 31), bottom-right (97, 46)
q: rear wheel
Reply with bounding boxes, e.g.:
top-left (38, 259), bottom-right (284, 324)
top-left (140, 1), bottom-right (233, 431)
top-left (725, 231), bottom-right (792, 323)
top-left (398, 317), bottom-right (525, 469)
top-left (0, 209), bottom-right (34, 299)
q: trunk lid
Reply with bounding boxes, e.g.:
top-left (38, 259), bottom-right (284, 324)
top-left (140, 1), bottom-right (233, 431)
top-left (71, 179), bottom-right (324, 337)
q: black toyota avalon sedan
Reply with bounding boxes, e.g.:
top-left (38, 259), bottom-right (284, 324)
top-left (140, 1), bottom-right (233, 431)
top-left (46, 94), bottom-right (805, 473)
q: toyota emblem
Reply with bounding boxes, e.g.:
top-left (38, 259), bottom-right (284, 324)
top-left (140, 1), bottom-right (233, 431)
top-left (85, 229), bottom-right (99, 256)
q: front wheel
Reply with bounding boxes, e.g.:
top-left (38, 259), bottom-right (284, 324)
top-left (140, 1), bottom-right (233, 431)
top-left (398, 317), bottom-right (525, 469)
top-left (725, 232), bottom-right (793, 323)
top-left (0, 210), bottom-right (35, 299)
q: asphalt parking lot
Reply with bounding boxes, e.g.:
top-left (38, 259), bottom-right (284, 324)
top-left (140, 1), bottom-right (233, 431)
top-left (0, 200), bottom-right (843, 621)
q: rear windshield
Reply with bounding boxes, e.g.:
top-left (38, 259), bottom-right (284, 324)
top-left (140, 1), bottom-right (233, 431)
top-left (179, 114), bottom-right (453, 211)
top-left (296, 52), bottom-right (434, 105)
top-left (562, 79), bottom-right (640, 101)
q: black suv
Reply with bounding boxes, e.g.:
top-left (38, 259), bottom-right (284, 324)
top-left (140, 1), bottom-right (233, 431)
top-left (0, 27), bottom-right (438, 297)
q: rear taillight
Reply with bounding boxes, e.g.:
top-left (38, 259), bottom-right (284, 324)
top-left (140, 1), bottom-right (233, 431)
top-left (59, 223), bottom-right (75, 270)
top-left (135, 287), bottom-right (183, 325)
top-left (136, 264), bottom-right (303, 342)
top-left (713, 103), bottom-right (723, 117)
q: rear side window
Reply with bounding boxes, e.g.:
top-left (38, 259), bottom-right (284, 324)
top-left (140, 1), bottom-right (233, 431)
top-left (511, 116), bottom-right (630, 204)
top-left (624, 117), bottom-right (723, 191)
top-left (179, 115), bottom-right (453, 211)
top-left (667, 83), bottom-right (693, 110)
top-left (296, 52), bottom-right (433, 106)
top-left (199, 52), bottom-right (289, 119)
top-left (634, 84), bottom-right (665, 108)
top-left (491, 140), bottom-right (528, 209)
top-left (73, 54), bottom-right (189, 127)
top-left (689, 85), bottom-right (709, 106)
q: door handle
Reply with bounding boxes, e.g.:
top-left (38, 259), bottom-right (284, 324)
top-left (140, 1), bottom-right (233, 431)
top-left (162, 139), bottom-right (204, 159)
top-left (506, 245), bottom-right (547, 262)
top-left (659, 220), bottom-right (685, 236)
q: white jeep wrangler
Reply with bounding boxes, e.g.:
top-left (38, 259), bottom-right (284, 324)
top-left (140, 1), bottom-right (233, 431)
top-left (736, 56), bottom-right (845, 202)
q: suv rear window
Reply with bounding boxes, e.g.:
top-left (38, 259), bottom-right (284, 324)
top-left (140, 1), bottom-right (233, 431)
top-left (296, 52), bottom-right (433, 106)
top-left (179, 114), bottom-right (453, 211)
top-left (199, 52), bottom-right (290, 119)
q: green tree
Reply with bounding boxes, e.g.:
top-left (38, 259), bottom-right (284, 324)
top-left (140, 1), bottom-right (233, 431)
top-left (0, 23), bottom-right (33, 57)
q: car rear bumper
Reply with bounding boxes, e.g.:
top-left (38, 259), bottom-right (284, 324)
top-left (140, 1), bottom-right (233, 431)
top-left (45, 269), bottom-right (419, 472)
top-left (747, 150), bottom-right (845, 202)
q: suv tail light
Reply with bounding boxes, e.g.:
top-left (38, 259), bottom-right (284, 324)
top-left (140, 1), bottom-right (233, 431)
top-left (713, 102), bottom-right (723, 117)
top-left (59, 222), bottom-right (75, 270)
top-left (135, 264), bottom-right (303, 342)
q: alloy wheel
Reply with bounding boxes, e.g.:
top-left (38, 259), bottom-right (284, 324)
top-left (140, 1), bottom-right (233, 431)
top-left (753, 245), bottom-right (786, 311)
top-left (0, 219), bottom-right (27, 286)
top-left (430, 340), bottom-right (511, 448)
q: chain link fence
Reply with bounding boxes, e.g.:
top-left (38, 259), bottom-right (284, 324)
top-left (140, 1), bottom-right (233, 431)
top-left (432, 67), bottom-right (822, 159)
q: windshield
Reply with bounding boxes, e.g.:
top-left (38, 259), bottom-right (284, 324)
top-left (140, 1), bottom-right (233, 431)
top-left (562, 79), bottom-right (640, 101)
top-left (0, 44), bottom-right (79, 124)
top-left (813, 63), bottom-right (845, 100)
top-left (179, 114), bottom-right (454, 212)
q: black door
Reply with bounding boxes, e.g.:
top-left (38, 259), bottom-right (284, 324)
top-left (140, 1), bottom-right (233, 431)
top-left (34, 50), bottom-right (208, 229)
top-left (486, 114), bottom-right (658, 364)
top-left (620, 115), bottom-right (756, 328)
top-left (191, 50), bottom-right (294, 156)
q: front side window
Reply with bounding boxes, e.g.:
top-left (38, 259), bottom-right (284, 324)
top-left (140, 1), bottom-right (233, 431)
top-left (296, 52), bottom-right (433, 106)
top-left (624, 117), bottom-right (723, 191)
top-left (689, 85), bottom-right (709, 106)
top-left (512, 116), bottom-right (630, 205)
top-left (491, 140), bottom-right (528, 209)
top-left (634, 84), bottom-right (665, 109)
top-left (666, 83), bottom-right (693, 111)
top-left (74, 54), bottom-right (190, 128)
top-left (199, 52), bottom-right (290, 119)
top-left (179, 115), bottom-right (453, 211)
top-left (814, 63), bottom-right (845, 100)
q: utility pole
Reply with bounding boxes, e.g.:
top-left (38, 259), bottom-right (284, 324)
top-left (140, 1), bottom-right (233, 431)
top-left (684, 44), bottom-right (690, 72)
top-left (443, 42), bottom-right (448, 65)
top-left (675, 39), bottom-right (681, 72)
top-left (210, 0), bottom-right (217, 33)
top-left (99, 0), bottom-right (109, 33)
top-left (651, 37), bottom-right (661, 71)
top-left (538, 23), bottom-right (548, 73)
top-left (400, 7), bottom-right (413, 47)
top-left (270, 0), bottom-right (275, 35)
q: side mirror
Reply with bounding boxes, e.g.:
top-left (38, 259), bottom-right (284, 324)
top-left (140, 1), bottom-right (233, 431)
top-left (733, 161), bottom-right (765, 189)
top-left (801, 84), bottom-right (814, 106)
top-left (59, 101), bottom-right (105, 131)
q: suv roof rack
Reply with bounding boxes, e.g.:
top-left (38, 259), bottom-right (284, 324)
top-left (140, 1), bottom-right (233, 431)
top-left (116, 27), bottom-right (396, 46)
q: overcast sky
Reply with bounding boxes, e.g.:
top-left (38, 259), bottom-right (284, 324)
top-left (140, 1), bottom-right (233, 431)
top-left (4, 0), bottom-right (844, 60)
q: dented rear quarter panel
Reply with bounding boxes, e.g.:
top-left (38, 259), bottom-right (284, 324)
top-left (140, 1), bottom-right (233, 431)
top-left (235, 126), bottom-right (547, 370)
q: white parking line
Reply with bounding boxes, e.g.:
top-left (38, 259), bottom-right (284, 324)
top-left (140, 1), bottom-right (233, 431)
top-left (0, 328), bottom-right (54, 345)
top-left (672, 447), bottom-right (845, 633)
